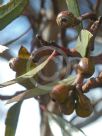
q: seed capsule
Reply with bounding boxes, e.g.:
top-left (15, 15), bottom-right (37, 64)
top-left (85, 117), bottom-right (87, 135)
top-left (59, 90), bottom-right (75, 115)
top-left (50, 84), bottom-right (73, 103)
top-left (56, 11), bottom-right (80, 28)
top-left (77, 57), bottom-right (95, 78)
top-left (75, 89), bottom-right (93, 117)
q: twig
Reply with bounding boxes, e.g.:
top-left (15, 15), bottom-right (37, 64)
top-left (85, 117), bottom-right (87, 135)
top-left (88, 16), bottom-right (102, 51)
top-left (94, 0), bottom-right (101, 13)
top-left (0, 91), bottom-right (25, 100)
top-left (91, 53), bottom-right (102, 64)
top-left (52, 0), bottom-right (59, 15)
top-left (82, 72), bottom-right (102, 93)
top-left (36, 34), bottom-right (102, 64)
top-left (23, 5), bottom-right (38, 32)
top-left (79, 12), bottom-right (97, 21)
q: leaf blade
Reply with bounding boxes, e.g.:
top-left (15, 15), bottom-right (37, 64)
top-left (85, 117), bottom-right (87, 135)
top-left (76, 29), bottom-right (93, 57)
top-left (0, 0), bottom-right (28, 30)
top-left (66, 0), bottom-right (83, 32)
top-left (7, 75), bottom-right (76, 103)
top-left (7, 88), bottom-right (50, 104)
top-left (0, 51), bottom-right (55, 88)
top-left (47, 112), bottom-right (87, 136)
top-left (5, 102), bottom-right (22, 136)
top-left (58, 75), bottom-right (76, 85)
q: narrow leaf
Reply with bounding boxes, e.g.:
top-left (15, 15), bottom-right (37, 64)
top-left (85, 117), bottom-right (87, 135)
top-left (66, 0), bottom-right (83, 32)
top-left (76, 29), bottom-right (93, 57)
top-left (7, 88), bottom-right (49, 104)
top-left (58, 75), bottom-right (76, 85)
top-left (0, 45), bottom-right (8, 54)
top-left (47, 112), bottom-right (87, 136)
top-left (0, 0), bottom-right (28, 30)
top-left (7, 75), bottom-right (76, 103)
top-left (66, 0), bottom-right (80, 17)
top-left (0, 51), bottom-right (55, 88)
top-left (5, 102), bottom-right (22, 136)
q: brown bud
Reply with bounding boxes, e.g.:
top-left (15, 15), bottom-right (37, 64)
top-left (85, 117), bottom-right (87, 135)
top-left (59, 90), bottom-right (75, 115)
top-left (77, 57), bottom-right (95, 78)
top-left (56, 11), bottom-right (80, 28)
top-left (50, 84), bottom-right (73, 103)
top-left (9, 57), bottom-right (28, 75)
top-left (75, 89), bottom-right (93, 117)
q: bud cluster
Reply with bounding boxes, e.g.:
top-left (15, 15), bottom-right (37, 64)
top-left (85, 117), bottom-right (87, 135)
top-left (50, 83), bottom-right (93, 117)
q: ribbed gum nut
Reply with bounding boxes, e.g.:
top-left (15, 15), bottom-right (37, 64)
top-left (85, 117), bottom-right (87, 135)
top-left (56, 11), bottom-right (80, 28)
top-left (77, 57), bottom-right (95, 78)
top-left (59, 91), bottom-right (75, 115)
top-left (50, 84), bottom-right (72, 103)
top-left (75, 94), bottom-right (93, 117)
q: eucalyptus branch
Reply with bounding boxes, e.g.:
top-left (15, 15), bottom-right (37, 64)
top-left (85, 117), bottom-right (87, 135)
top-left (79, 12), bottom-right (97, 21)
top-left (82, 72), bottom-right (102, 93)
top-left (93, 0), bottom-right (101, 12)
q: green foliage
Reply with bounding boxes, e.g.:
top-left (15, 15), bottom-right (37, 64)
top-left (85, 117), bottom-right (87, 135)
top-left (58, 75), bottom-right (76, 86)
top-left (0, 0), bottom-right (28, 30)
top-left (5, 102), bottom-right (22, 136)
top-left (7, 88), bottom-right (49, 104)
top-left (47, 112), bottom-right (86, 136)
top-left (66, 0), bottom-right (80, 17)
top-left (66, 0), bottom-right (83, 32)
top-left (76, 29), bottom-right (93, 57)
top-left (0, 51), bottom-right (55, 88)
top-left (7, 75), bottom-right (76, 103)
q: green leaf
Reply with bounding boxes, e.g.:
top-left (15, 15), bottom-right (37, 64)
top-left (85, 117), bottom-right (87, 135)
top-left (7, 75), bottom-right (76, 103)
top-left (66, 0), bottom-right (83, 32)
top-left (5, 102), bottom-right (22, 136)
top-left (7, 88), bottom-right (50, 104)
top-left (0, 0), bottom-right (28, 30)
top-left (47, 112), bottom-right (87, 136)
top-left (76, 29), bottom-right (93, 57)
top-left (0, 51), bottom-right (55, 88)
top-left (66, 0), bottom-right (80, 17)
top-left (58, 75), bottom-right (76, 85)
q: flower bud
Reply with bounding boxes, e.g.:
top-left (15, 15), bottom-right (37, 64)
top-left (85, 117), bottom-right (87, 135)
top-left (77, 57), bottom-right (95, 78)
top-left (56, 11), bottom-right (80, 28)
top-left (75, 89), bottom-right (93, 117)
top-left (59, 90), bottom-right (75, 115)
top-left (50, 84), bottom-right (73, 103)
